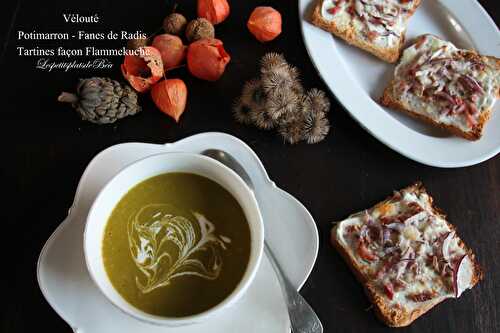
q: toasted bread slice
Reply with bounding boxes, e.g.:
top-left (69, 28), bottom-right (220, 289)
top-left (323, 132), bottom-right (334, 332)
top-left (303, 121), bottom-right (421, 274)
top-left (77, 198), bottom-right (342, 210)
top-left (331, 182), bottom-right (483, 327)
top-left (311, 0), bottom-right (421, 63)
top-left (380, 34), bottom-right (500, 140)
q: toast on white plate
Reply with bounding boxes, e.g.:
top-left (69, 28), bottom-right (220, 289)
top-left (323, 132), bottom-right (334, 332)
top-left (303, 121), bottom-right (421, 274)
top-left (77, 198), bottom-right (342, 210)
top-left (331, 182), bottom-right (483, 327)
top-left (311, 0), bottom-right (421, 63)
top-left (380, 34), bottom-right (500, 140)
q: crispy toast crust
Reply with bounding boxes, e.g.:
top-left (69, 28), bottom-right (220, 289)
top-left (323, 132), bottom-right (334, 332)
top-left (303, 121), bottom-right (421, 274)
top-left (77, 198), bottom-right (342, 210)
top-left (380, 35), bottom-right (500, 140)
top-left (331, 182), bottom-right (483, 327)
top-left (380, 82), bottom-right (492, 141)
top-left (311, 0), bottom-right (421, 63)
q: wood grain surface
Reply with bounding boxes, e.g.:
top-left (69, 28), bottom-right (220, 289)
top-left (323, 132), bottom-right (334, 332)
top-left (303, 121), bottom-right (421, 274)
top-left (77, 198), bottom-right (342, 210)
top-left (1, 0), bottom-right (498, 332)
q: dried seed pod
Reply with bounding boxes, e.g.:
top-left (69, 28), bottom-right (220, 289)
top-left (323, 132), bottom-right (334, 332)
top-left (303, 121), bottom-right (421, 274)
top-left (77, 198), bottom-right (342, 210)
top-left (241, 79), bottom-right (267, 109)
top-left (277, 101), bottom-right (303, 125)
top-left (260, 52), bottom-right (287, 73)
top-left (261, 66), bottom-right (296, 95)
top-left (288, 65), bottom-right (301, 83)
top-left (250, 106), bottom-right (275, 130)
top-left (233, 52), bottom-right (331, 144)
top-left (278, 119), bottom-right (305, 144)
top-left (265, 89), bottom-right (299, 121)
top-left (163, 13), bottom-right (188, 35)
top-left (307, 88), bottom-right (331, 113)
top-left (299, 93), bottom-right (313, 116)
top-left (58, 77), bottom-right (141, 124)
top-left (232, 98), bottom-right (253, 124)
top-left (185, 18), bottom-right (215, 42)
top-left (292, 81), bottom-right (305, 95)
top-left (303, 109), bottom-right (330, 144)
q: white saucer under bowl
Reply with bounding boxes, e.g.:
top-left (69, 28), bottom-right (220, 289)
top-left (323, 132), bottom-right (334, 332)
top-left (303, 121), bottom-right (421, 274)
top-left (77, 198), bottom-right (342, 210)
top-left (37, 132), bottom-right (319, 333)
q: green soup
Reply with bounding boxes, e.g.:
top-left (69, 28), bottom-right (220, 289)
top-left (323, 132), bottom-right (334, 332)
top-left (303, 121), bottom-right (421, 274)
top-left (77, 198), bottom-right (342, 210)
top-left (102, 172), bottom-right (251, 317)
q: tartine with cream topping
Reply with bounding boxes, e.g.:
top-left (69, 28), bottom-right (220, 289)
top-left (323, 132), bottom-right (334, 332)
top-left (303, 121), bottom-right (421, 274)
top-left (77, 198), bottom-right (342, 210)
top-left (311, 0), bottom-right (421, 62)
top-left (331, 182), bottom-right (483, 327)
top-left (381, 34), bottom-right (500, 140)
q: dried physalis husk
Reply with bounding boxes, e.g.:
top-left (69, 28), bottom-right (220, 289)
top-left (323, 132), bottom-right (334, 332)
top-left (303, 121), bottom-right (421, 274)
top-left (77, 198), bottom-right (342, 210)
top-left (187, 38), bottom-right (230, 81)
top-left (121, 46), bottom-right (164, 93)
top-left (152, 34), bottom-right (186, 70)
top-left (197, 0), bottom-right (230, 25)
top-left (247, 6), bottom-right (282, 42)
top-left (151, 79), bottom-right (188, 122)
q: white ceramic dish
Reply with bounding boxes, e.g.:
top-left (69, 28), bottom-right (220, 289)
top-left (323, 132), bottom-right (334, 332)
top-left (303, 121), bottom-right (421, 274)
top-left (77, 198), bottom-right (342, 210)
top-left (84, 152), bottom-right (265, 326)
top-left (37, 132), bottom-right (319, 333)
top-left (300, 0), bottom-right (500, 167)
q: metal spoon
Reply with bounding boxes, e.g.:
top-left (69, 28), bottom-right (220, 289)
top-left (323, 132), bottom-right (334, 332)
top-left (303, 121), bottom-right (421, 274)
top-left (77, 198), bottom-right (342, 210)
top-left (202, 149), bottom-right (323, 333)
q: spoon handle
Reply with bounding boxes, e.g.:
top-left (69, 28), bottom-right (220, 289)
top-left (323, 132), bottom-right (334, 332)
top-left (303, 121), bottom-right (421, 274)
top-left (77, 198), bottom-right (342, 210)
top-left (264, 242), bottom-right (323, 333)
top-left (201, 149), bottom-right (322, 332)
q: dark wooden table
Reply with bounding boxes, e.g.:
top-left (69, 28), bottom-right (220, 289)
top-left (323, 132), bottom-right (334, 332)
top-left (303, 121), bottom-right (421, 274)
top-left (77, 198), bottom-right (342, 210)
top-left (2, 0), bottom-right (499, 332)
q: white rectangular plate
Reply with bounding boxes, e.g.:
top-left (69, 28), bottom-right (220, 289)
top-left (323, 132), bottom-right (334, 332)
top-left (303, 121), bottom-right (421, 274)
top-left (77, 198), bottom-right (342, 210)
top-left (300, 0), bottom-right (500, 167)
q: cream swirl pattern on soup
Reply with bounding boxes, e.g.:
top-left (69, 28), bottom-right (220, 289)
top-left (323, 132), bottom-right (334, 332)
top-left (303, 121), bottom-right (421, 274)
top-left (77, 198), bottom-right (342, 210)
top-left (102, 172), bottom-right (251, 317)
top-left (128, 204), bottom-right (231, 294)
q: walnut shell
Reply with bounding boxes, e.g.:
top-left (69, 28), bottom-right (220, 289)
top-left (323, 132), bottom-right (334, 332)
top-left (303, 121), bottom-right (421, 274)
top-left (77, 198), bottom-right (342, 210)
top-left (163, 13), bottom-right (187, 36)
top-left (185, 18), bottom-right (215, 42)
